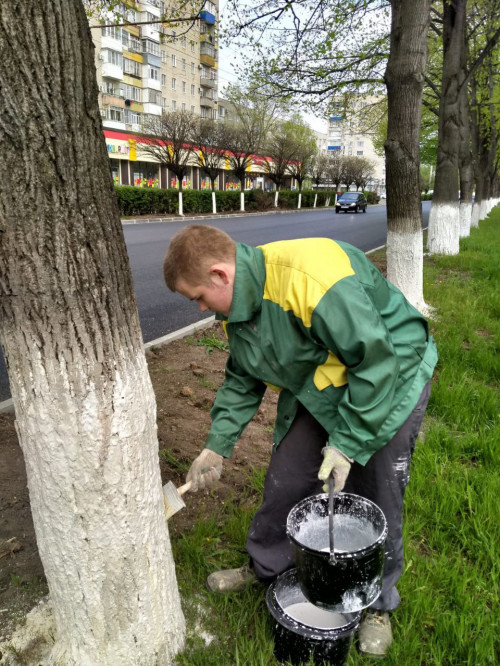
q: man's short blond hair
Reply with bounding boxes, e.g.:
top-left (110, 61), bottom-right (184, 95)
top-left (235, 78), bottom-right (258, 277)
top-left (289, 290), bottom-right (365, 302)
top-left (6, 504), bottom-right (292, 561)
top-left (163, 224), bottom-right (237, 290)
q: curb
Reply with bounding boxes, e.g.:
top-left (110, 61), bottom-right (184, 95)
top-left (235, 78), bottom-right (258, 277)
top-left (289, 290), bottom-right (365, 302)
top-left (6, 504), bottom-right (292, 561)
top-left (121, 206), bottom-right (337, 225)
top-left (0, 316), bottom-right (217, 416)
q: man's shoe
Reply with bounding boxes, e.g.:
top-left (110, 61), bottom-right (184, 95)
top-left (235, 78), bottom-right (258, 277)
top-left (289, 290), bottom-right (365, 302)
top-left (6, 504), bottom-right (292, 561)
top-left (206, 563), bottom-right (258, 593)
top-left (357, 610), bottom-right (393, 658)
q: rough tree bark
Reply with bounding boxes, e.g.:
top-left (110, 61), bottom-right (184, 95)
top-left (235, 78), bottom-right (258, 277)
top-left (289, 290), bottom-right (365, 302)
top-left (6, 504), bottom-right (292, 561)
top-left (0, 2), bottom-right (185, 664)
top-left (384, 0), bottom-right (431, 312)
top-left (427, 0), bottom-right (467, 255)
top-left (458, 10), bottom-right (473, 238)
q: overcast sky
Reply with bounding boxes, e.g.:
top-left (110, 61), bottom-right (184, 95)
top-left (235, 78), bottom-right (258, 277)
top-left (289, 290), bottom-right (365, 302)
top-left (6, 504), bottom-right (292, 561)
top-left (217, 0), bottom-right (328, 134)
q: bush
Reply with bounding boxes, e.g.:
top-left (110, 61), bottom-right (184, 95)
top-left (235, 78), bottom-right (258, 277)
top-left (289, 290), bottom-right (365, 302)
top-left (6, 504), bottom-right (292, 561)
top-left (114, 186), bottom-right (337, 216)
top-left (364, 191), bottom-right (381, 204)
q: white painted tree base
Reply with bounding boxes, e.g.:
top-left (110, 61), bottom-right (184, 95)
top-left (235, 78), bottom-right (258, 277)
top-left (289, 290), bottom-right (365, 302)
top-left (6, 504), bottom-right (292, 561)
top-left (313, 194), bottom-right (317, 208)
top-left (274, 191), bottom-right (279, 207)
top-left (212, 191), bottom-right (217, 214)
top-left (387, 229), bottom-right (429, 314)
top-left (178, 191), bottom-right (184, 216)
top-left (10, 353), bottom-right (186, 665)
top-left (297, 193), bottom-right (302, 209)
top-left (240, 192), bottom-right (245, 212)
top-left (459, 202), bottom-right (472, 238)
top-left (427, 201), bottom-right (460, 255)
top-left (471, 201), bottom-right (480, 227)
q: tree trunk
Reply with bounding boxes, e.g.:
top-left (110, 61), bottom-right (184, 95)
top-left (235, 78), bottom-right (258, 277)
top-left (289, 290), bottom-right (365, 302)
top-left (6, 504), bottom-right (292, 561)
top-left (384, 0), bottom-right (431, 312)
top-left (0, 2), bottom-right (185, 664)
top-left (427, 0), bottom-right (466, 255)
top-left (458, 55), bottom-right (473, 236)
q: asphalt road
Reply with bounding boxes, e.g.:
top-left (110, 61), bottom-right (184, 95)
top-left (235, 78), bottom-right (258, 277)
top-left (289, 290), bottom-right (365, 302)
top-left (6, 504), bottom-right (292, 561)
top-left (0, 202), bottom-right (430, 402)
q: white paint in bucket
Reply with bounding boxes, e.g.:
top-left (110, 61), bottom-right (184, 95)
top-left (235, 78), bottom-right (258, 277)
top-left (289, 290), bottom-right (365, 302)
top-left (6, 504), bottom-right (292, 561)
top-left (284, 602), bottom-right (348, 629)
top-left (296, 514), bottom-right (378, 553)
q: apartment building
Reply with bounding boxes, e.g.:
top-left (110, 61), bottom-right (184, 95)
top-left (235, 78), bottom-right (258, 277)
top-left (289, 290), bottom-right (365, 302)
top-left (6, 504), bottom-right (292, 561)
top-left (327, 95), bottom-right (385, 190)
top-left (91, 0), bottom-right (219, 186)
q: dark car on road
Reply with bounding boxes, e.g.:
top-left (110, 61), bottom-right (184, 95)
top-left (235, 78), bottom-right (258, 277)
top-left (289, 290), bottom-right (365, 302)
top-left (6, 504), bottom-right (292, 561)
top-left (335, 192), bottom-right (367, 214)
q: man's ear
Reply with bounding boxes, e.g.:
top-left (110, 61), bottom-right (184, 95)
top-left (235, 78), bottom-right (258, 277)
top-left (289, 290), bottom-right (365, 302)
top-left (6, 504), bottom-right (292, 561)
top-left (209, 263), bottom-right (231, 285)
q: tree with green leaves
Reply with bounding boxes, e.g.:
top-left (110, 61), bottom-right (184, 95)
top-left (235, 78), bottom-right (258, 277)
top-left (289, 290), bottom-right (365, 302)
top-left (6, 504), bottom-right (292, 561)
top-left (139, 110), bottom-right (197, 215)
top-left (223, 0), bottom-right (432, 311)
top-left (284, 116), bottom-right (318, 208)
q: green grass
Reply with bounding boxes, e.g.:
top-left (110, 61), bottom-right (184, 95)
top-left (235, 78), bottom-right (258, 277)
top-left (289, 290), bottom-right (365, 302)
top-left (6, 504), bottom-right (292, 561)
top-left (172, 208), bottom-right (500, 665)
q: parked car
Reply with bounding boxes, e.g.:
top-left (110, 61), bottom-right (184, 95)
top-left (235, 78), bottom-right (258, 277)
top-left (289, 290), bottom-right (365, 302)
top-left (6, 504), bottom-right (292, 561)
top-left (335, 192), bottom-right (367, 214)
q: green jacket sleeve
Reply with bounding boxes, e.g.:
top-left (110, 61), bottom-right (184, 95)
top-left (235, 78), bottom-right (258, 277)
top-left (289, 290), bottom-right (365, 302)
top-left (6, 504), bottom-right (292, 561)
top-left (311, 276), bottom-right (400, 461)
top-left (204, 354), bottom-right (267, 457)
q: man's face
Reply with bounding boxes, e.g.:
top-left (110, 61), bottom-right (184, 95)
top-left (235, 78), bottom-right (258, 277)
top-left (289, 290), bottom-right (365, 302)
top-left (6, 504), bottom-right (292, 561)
top-left (176, 275), bottom-right (233, 317)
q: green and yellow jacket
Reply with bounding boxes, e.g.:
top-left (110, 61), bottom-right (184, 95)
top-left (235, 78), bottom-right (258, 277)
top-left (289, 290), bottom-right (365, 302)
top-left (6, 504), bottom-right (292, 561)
top-left (205, 238), bottom-right (437, 465)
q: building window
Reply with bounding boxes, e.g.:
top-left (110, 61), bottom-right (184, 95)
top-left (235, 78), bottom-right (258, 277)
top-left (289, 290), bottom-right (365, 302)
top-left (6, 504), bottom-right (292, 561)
top-left (172, 54), bottom-right (177, 67)
top-left (191, 84), bottom-right (195, 95)
top-left (102, 49), bottom-right (123, 67)
top-left (190, 40), bottom-right (195, 52)
top-left (191, 62), bottom-right (195, 74)
top-left (146, 89), bottom-right (161, 105)
top-left (182, 102), bottom-right (186, 111)
top-left (108, 106), bottom-right (123, 121)
top-left (101, 26), bottom-right (121, 40)
top-left (200, 43), bottom-right (215, 58)
top-left (182, 58), bottom-right (186, 71)
top-left (162, 97), bottom-right (167, 109)
top-left (172, 78), bottom-right (176, 90)
top-left (123, 84), bottom-right (141, 102)
top-left (121, 31), bottom-right (129, 48)
top-left (123, 58), bottom-right (141, 77)
top-left (182, 81), bottom-right (186, 92)
top-left (172, 100), bottom-right (177, 110)
top-left (129, 35), bottom-right (141, 52)
top-left (200, 108), bottom-right (207, 119)
top-left (358, 141), bottom-right (364, 147)
top-left (357, 151), bottom-right (364, 156)
top-left (143, 39), bottom-right (160, 57)
top-left (124, 109), bottom-right (141, 125)
top-left (161, 50), bottom-right (167, 63)
top-left (181, 36), bottom-right (187, 48)
top-left (211, 109), bottom-right (217, 119)
top-left (149, 67), bottom-right (159, 80)
top-left (161, 74), bottom-right (166, 86)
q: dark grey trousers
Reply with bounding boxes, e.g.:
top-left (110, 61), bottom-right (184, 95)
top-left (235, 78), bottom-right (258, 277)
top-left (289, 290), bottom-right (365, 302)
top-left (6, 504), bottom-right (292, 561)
top-left (246, 382), bottom-right (431, 612)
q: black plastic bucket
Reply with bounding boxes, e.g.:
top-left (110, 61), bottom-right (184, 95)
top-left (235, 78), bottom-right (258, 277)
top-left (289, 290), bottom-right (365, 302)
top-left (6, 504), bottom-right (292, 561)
top-left (287, 493), bottom-right (387, 613)
top-left (266, 568), bottom-right (361, 665)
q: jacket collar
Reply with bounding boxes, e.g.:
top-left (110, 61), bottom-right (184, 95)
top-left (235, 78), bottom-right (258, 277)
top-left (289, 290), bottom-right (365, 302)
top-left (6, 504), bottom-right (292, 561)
top-left (216, 243), bottom-right (265, 323)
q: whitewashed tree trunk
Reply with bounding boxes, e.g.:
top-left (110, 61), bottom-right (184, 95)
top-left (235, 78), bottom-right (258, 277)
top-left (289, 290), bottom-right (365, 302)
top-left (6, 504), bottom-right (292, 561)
top-left (0, 2), bottom-right (185, 664)
top-left (427, 201), bottom-right (461, 254)
top-left (386, 229), bottom-right (428, 314)
top-left (212, 190), bottom-right (217, 214)
top-left (384, 0), bottom-right (431, 309)
top-left (313, 193), bottom-right (318, 208)
top-left (471, 200), bottom-right (481, 227)
top-left (297, 192), bottom-right (302, 209)
top-left (240, 191), bottom-right (245, 211)
top-left (178, 190), bottom-right (184, 216)
top-left (459, 201), bottom-right (472, 237)
top-left (274, 190), bottom-right (279, 207)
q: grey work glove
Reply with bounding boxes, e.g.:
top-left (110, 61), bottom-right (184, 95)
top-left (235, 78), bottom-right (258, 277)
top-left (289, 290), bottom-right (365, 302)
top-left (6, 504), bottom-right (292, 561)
top-left (318, 446), bottom-right (352, 493)
top-left (186, 448), bottom-right (223, 492)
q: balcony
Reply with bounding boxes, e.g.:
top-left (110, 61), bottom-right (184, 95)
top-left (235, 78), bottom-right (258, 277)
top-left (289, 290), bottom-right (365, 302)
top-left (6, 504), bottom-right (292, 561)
top-left (200, 10), bottom-right (216, 25)
top-left (200, 76), bottom-right (217, 89)
top-left (102, 62), bottom-right (124, 80)
top-left (200, 96), bottom-right (216, 109)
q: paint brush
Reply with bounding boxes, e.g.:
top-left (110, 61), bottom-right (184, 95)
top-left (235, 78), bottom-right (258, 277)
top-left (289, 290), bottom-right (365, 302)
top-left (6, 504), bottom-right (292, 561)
top-left (162, 480), bottom-right (193, 520)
